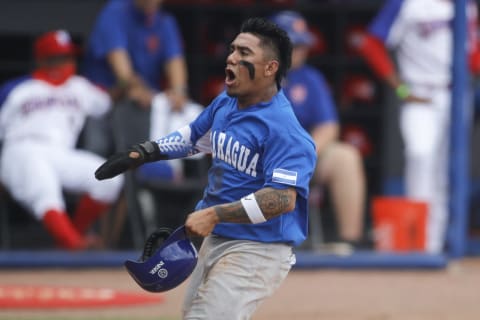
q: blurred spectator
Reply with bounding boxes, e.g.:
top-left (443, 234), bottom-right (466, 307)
top-left (352, 0), bottom-right (480, 253)
top-left (0, 30), bottom-right (123, 250)
top-left (81, 0), bottom-right (188, 156)
top-left (271, 11), bottom-right (367, 249)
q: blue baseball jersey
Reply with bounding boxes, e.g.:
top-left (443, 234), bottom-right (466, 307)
top-left (82, 0), bottom-right (184, 89)
top-left (283, 65), bottom-right (337, 133)
top-left (189, 90), bottom-right (317, 246)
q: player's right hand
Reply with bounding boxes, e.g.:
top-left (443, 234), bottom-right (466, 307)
top-left (405, 93), bottom-right (431, 104)
top-left (185, 207), bottom-right (219, 238)
top-left (95, 141), bottom-right (162, 180)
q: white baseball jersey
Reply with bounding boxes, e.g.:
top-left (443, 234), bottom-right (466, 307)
top-left (0, 75), bottom-right (111, 148)
top-left (369, 0), bottom-right (477, 87)
top-left (0, 75), bottom-right (122, 219)
top-left (368, 0), bottom-right (479, 253)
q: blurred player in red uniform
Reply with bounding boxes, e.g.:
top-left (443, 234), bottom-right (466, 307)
top-left (0, 30), bottom-right (123, 250)
top-left (353, 0), bottom-right (480, 253)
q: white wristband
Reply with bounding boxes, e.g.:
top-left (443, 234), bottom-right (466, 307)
top-left (240, 193), bottom-right (266, 224)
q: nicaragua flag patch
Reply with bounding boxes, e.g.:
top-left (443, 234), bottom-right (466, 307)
top-left (272, 168), bottom-right (298, 186)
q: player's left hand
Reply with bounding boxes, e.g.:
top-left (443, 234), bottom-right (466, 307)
top-left (95, 152), bottom-right (137, 180)
top-left (95, 141), bottom-right (162, 180)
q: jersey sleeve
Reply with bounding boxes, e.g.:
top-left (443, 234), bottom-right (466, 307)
top-left (189, 93), bottom-right (227, 145)
top-left (152, 97), bottom-right (217, 158)
top-left (262, 128), bottom-right (316, 199)
top-left (80, 78), bottom-right (112, 117)
top-left (368, 0), bottom-right (406, 47)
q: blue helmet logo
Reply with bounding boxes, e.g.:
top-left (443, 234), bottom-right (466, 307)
top-left (124, 226), bottom-right (198, 293)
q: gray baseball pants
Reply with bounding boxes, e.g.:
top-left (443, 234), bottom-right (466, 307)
top-left (182, 234), bottom-right (295, 320)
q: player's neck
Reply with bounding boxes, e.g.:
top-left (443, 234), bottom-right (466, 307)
top-left (237, 85), bottom-right (277, 109)
top-left (32, 64), bottom-right (75, 86)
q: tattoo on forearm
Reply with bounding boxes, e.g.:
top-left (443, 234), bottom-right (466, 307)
top-left (214, 187), bottom-right (295, 223)
top-left (214, 202), bottom-right (250, 223)
top-left (255, 188), bottom-right (293, 219)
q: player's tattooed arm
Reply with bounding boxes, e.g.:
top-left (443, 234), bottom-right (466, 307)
top-left (214, 187), bottom-right (297, 223)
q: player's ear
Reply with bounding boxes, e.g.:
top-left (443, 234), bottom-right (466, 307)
top-left (265, 60), bottom-right (279, 77)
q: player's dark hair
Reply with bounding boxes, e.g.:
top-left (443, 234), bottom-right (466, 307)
top-left (240, 17), bottom-right (292, 89)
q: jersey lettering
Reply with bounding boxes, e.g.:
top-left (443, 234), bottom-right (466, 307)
top-left (211, 131), bottom-right (217, 158)
top-left (237, 145), bottom-right (250, 172)
top-left (217, 132), bottom-right (226, 161)
top-left (224, 137), bottom-right (232, 165)
top-left (212, 130), bottom-right (258, 177)
top-left (417, 20), bottom-right (449, 37)
top-left (21, 96), bottom-right (80, 115)
top-left (231, 141), bottom-right (240, 167)
top-left (245, 153), bottom-right (259, 177)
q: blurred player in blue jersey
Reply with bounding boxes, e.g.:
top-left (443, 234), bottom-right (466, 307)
top-left (95, 17), bottom-right (317, 319)
top-left (83, 0), bottom-right (187, 108)
top-left (353, 0), bottom-right (480, 253)
top-left (271, 11), bottom-right (367, 249)
top-left (81, 0), bottom-right (188, 157)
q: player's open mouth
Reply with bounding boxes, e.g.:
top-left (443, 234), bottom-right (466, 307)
top-left (225, 68), bottom-right (236, 86)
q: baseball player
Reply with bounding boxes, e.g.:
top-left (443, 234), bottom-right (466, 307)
top-left (353, 0), bottom-right (480, 253)
top-left (0, 30), bottom-right (124, 250)
top-left (95, 17), bottom-right (317, 319)
top-left (271, 11), bottom-right (367, 249)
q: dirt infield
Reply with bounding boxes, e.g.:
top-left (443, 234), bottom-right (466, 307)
top-left (0, 257), bottom-right (479, 320)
